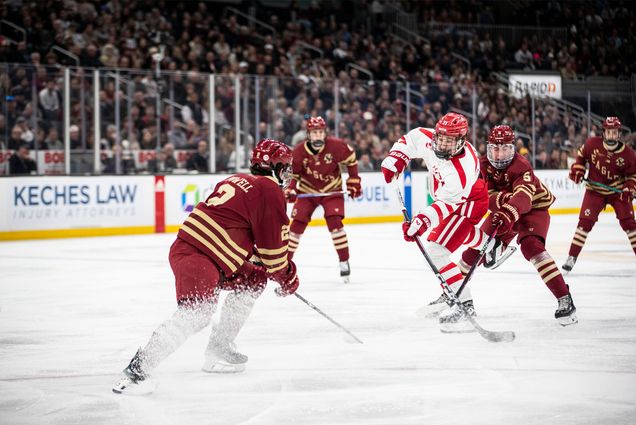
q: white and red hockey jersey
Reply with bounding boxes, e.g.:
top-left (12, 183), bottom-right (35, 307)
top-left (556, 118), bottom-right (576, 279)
top-left (390, 127), bottom-right (486, 228)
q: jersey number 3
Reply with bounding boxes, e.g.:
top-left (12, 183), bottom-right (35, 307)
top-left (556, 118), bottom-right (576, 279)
top-left (206, 183), bottom-right (236, 206)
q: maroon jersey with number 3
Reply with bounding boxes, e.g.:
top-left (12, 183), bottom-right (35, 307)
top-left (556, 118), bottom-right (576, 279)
top-left (291, 136), bottom-right (358, 194)
top-left (177, 174), bottom-right (290, 277)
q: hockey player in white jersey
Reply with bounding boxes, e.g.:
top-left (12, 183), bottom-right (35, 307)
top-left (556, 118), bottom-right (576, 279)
top-left (381, 112), bottom-right (490, 332)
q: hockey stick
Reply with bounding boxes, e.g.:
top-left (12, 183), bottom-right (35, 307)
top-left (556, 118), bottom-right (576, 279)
top-left (294, 292), bottom-right (364, 344)
top-left (455, 228), bottom-right (499, 298)
top-left (583, 177), bottom-right (623, 194)
top-left (297, 191), bottom-right (346, 199)
top-left (393, 182), bottom-right (515, 343)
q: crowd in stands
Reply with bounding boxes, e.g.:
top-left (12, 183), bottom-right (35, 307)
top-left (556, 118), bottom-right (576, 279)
top-left (0, 0), bottom-right (631, 175)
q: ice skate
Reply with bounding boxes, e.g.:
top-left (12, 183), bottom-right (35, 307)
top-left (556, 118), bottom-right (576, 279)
top-left (555, 293), bottom-right (578, 326)
top-left (339, 260), bottom-right (350, 284)
top-left (439, 300), bottom-right (477, 333)
top-left (416, 293), bottom-right (450, 318)
top-left (112, 349), bottom-right (157, 395)
top-left (484, 240), bottom-right (517, 269)
top-left (561, 256), bottom-right (577, 274)
top-left (202, 340), bottom-right (247, 373)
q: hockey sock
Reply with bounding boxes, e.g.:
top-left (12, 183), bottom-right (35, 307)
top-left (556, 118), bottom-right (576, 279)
top-left (628, 229), bottom-right (636, 254)
top-left (568, 226), bottom-right (589, 257)
top-left (329, 228), bottom-right (349, 261)
top-left (439, 262), bottom-right (471, 302)
top-left (141, 302), bottom-right (215, 374)
top-left (208, 290), bottom-right (258, 351)
top-left (530, 251), bottom-right (569, 299)
top-left (289, 220), bottom-right (308, 258)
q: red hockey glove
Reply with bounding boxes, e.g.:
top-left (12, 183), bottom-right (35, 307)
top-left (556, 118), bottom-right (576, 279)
top-left (402, 214), bottom-right (431, 242)
top-left (346, 177), bottom-right (362, 198)
top-left (490, 210), bottom-right (514, 235)
top-left (381, 150), bottom-right (409, 183)
top-left (223, 262), bottom-right (268, 292)
top-left (568, 167), bottom-right (584, 184)
top-left (271, 261), bottom-right (299, 297)
top-left (284, 187), bottom-right (297, 203)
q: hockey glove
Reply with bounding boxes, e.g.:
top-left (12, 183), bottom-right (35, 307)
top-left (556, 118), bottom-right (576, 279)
top-left (568, 167), bottom-right (584, 184)
top-left (346, 177), bottom-right (362, 198)
top-left (223, 262), bottom-right (268, 292)
top-left (490, 209), bottom-right (514, 235)
top-left (402, 214), bottom-right (431, 242)
top-left (620, 187), bottom-right (635, 202)
top-left (489, 192), bottom-right (512, 211)
top-left (284, 188), bottom-right (297, 203)
top-left (381, 150), bottom-right (409, 183)
top-left (271, 261), bottom-right (299, 297)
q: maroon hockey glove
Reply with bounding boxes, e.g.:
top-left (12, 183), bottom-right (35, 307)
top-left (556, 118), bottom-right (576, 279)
top-left (223, 262), bottom-right (268, 292)
top-left (284, 188), bottom-right (297, 203)
top-left (346, 177), bottom-right (362, 198)
top-left (272, 261), bottom-right (299, 297)
top-left (620, 187), bottom-right (635, 202)
top-left (489, 192), bottom-right (512, 211)
top-left (381, 150), bottom-right (409, 183)
top-left (568, 168), bottom-right (584, 184)
top-left (490, 210), bottom-right (514, 235)
top-left (402, 214), bottom-right (431, 242)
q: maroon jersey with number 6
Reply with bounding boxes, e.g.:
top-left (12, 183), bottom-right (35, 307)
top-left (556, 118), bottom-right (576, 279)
top-left (177, 174), bottom-right (290, 277)
top-left (291, 136), bottom-right (359, 194)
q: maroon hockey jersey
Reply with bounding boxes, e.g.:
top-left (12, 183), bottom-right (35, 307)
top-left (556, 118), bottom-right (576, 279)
top-left (177, 174), bottom-right (290, 276)
top-left (571, 137), bottom-right (636, 195)
top-left (482, 153), bottom-right (555, 220)
top-left (291, 136), bottom-right (359, 194)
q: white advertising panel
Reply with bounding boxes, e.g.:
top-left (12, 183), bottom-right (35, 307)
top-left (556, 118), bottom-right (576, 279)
top-left (508, 73), bottom-right (562, 99)
top-left (534, 169), bottom-right (585, 212)
top-left (0, 176), bottom-right (155, 231)
top-left (164, 174), bottom-right (228, 226)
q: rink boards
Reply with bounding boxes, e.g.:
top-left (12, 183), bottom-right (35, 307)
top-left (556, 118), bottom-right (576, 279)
top-left (0, 170), bottom-right (629, 240)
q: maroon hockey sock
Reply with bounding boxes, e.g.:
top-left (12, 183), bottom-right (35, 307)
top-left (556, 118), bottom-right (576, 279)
top-left (530, 252), bottom-right (569, 299)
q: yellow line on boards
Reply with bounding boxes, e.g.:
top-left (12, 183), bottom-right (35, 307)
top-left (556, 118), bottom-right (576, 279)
top-left (0, 226), bottom-right (155, 241)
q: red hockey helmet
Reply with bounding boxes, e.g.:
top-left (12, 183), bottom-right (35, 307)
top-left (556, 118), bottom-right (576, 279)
top-left (250, 138), bottom-right (293, 187)
top-left (487, 125), bottom-right (516, 169)
top-left (433, 112), bottom-right (469, 159)
top-left (306, 116), bottom-right (327, 131)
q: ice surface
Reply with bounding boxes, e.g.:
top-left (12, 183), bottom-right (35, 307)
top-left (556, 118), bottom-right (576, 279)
top-left (1, 213), bottom-right (635, 424)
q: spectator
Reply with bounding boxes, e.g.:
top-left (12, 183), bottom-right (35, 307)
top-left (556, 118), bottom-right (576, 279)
top-left (8, 126), bottom-right (24, 150)
top-left (147, 143), bottom-right (178, 173)
top-left (39, 79), bottom-right (61, 121)
top-left (9, 143), bottom-right (37, 175)
top-left (186, 140), bottom-right (209, 172)
top-left (43, 127), bottom-right (63, 150)
top-left (15, 117), bottom-right (35, 146)
top-left (358, 153), bottom-right (375, 172)
top-left (69, 125), bottom-right (82, 149)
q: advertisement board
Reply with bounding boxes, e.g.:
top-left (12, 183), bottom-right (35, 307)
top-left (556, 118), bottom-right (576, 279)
top-left (0, 176), bottom-right (155, 239)
top-left (508, 73), bottom-right (562, 99)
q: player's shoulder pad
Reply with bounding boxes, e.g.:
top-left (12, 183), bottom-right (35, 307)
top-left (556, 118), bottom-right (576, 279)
top-left (509, 153), bottom-right (533, 174)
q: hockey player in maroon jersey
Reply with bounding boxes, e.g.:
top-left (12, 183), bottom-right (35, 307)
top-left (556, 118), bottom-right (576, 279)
top-left (455, 125), bottom-right (577, 325)
top-left (285, 116), bottom-right (362, 283)
top-left (563, 116), bottom-right (636, 272)
top-left (381, 112), bottom-right (492, 332)
top-left (113, 139), bottom-right (300, 394)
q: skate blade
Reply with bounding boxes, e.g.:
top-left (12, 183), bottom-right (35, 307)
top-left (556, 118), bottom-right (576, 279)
top-left (341, 276), bottom-right (350, 284)
top-left (112, 377), bottom-right (158, 395)
top-left (557, 313), bottom-right (578, 327)
top-left (416, 303), bottom-right (450, 318)
top-left (202, 361), bottom-right (246, 374)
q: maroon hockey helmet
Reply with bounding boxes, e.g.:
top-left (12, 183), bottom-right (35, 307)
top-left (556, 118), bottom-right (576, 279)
top-left (602, 116), bottom-right (622, 148)
top-left (487, 125), bottom-right (516, 169)
top-left (433, 112), bottom-right (469, 159)
top-left (306, 116), bottom-right (327, 131)
top-left (250, 138), bottom-right (293, 187)
top-left (603, 116), bottom-right (621, 130)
